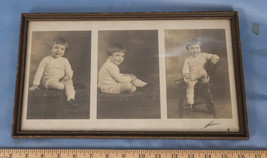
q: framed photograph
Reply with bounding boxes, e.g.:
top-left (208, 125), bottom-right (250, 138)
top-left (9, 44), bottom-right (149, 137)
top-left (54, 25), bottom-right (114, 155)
top-left (12, 12), bottom-right (248, 139)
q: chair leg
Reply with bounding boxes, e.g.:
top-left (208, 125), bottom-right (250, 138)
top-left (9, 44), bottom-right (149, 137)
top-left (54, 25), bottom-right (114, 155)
top-left (178, 87), bottom-right (185, 118)
top-left (194, 86), bottom-right (199, 105)
top-left (203, 83), bottom-right (217, 118)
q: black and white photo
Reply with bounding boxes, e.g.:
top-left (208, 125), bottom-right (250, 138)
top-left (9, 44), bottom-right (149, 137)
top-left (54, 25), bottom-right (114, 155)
top-left (12, 12), bottom-right (248, 139)
top-left (26, 31), bottom-right (91, 119)
top-left (165, 29), bottom-right (232, 119)
top-left (97, 30), bottom-right (161, 119)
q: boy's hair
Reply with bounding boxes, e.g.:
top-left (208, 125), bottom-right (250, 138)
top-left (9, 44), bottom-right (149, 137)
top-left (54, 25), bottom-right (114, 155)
top-left (50, 37), bottom-right (69, 52)
top-left (106, 43), bottom-right (126, 56)
top-left (186, 38), bottom-right (201, 50)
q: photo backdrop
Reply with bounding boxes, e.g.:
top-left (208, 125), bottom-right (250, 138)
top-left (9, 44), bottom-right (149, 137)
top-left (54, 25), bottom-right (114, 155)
top-left (165, 29), bottom-right (232, 118)
top-left (97, 30), bottom-right (161, 119)
top-left (27, 31), bottom-right (91, 119)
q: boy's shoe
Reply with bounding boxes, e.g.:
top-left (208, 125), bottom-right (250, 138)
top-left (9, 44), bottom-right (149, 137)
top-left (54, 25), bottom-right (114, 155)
top-left (130, 86), bottom-right (137, 93)
top-left (138, 83), bottom-right (153, 92)
top-left (132, 79), bottom-right (147, 87)
top-left (67, 99), bottom-right (78, 107)
top-left (186, 104), bottom-right (194, 113)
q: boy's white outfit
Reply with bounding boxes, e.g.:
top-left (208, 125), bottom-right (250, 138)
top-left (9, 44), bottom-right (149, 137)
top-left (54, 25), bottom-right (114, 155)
top-left (182, 53), bottom-right (219, 104)
top-left (98, 59), bottom-right (134, 94)
top-left (32, 55), bottom-right (75, 100)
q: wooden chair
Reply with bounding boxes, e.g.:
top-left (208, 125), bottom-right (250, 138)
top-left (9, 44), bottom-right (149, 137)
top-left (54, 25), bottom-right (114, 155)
top-left (175, 60), bottom-right (218, 118)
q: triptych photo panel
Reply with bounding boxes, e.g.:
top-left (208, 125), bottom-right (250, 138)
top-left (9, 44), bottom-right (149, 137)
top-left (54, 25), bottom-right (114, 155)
top-left (20, 18), bottom-right (240, 133)
top-left (165, 29), bottom-right (232, 119)
top-left (27, 31), bottom-right (91, 119)
top-left (97, 30), bottom-right (161, 119)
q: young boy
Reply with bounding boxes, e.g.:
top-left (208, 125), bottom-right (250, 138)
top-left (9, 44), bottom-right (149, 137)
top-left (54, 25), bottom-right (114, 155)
top-left (98, 43), bottom-right (147, 94)
top-left (29, 38), bottom-right (77, 106)
top-left (182, 38), bottom-right (219, 111)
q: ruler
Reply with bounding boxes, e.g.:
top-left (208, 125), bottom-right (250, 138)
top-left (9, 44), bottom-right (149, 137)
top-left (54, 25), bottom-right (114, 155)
top-left (0, 150), bottom-right (265, 158)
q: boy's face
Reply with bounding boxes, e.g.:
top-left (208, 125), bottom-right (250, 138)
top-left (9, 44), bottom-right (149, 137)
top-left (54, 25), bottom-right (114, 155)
top-left (109, 52), bottom-right (125, 65)
top-left (51, 44), bottom-right (66, 58)
top-left (188, 44), bottom-right (201, 57)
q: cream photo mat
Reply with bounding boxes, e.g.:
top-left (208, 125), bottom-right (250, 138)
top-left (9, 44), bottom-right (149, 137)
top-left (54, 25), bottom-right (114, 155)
top-left (21, 19), bottom-right (239, 132)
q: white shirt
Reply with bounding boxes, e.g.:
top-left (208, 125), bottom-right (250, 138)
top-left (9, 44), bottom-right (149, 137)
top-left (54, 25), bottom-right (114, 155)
top-left (33, 56), bottom-right (73, 85)
top-left (183, 53), bottom-right (219, 80)
top-left (98, 59), bottom-right (131, 90)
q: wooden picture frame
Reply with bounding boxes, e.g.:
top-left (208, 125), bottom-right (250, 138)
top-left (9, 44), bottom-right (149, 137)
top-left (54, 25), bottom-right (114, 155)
top-left (12, 12), bottom-right (249, 139)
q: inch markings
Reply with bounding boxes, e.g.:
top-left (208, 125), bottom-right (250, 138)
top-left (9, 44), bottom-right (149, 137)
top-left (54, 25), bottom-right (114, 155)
top-left (0, 150), bottom-right (265, 158)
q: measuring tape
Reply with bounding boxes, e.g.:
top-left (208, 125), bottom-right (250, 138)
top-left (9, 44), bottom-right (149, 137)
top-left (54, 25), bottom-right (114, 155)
top-left (0, 150), bottom-right (265, 158)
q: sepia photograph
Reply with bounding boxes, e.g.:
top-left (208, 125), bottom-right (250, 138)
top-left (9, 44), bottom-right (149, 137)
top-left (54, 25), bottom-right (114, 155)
top-left (97, 30), bottom-right (161, 119)
top-left (165, 29), bottom-right (232, 119)
top-left (12, 12), bottom-right (248, 139)
top-left (26, 31), bottom-right (91, 119)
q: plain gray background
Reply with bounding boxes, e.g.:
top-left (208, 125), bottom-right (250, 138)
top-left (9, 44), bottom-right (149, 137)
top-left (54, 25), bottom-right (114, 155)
top-left (26, 31), bottom-right (91, 119)
top-left (30, 31), bottom-right (91, 86)
top-left (97, 30), bottom-right (161, 119)
top-left (165, 29), bottom-right (232, 119)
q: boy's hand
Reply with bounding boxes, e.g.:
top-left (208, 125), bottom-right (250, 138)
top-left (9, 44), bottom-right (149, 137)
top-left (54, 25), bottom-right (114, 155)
top-left (130, 74), bottom-right (137, 81)
top-left (29, 85), bottom-right (39, 91)
top-left (211, 56), bottom-right (219, 64)
top-left (62, 75), bottom-right (71, 82)
top-left (184, 73), bottom-right (191, 79)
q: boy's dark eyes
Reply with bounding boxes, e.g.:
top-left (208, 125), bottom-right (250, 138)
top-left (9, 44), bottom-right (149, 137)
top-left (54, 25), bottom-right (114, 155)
top-left (189, 47), bottom-right (199, 50)
top-left (115, 55), bottom-right (124, 57)
top-left (54, 46), bottom-right (65, 50)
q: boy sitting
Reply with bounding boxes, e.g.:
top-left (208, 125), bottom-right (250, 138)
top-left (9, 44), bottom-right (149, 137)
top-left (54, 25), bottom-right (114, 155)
top-left (183, 38), bottom-right (219, 111)
top-left (29, 37), bottom-right (77, 106)
top-left (98, 43), bottom-right (147, 94)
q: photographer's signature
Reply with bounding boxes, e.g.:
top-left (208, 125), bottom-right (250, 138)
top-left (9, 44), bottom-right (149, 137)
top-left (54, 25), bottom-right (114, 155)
top-left (202, 121), bottom-right (221, 129)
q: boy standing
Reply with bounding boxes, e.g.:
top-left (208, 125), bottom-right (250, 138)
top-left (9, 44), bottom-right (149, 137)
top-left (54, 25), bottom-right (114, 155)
top-left (29, 38), bottom-right (77, 106)
top-left (98, 43), bottom-right (147, 94)
top-left (183, 38), bottom-right (219, 111)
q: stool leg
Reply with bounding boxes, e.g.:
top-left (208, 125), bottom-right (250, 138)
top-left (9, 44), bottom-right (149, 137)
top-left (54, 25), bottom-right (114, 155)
top-left (203, 83), bottom-right (217, 118)
top-left (194, 86), bottom-right (199, 105)
top-left (178, 86), bottom-right (185, 118)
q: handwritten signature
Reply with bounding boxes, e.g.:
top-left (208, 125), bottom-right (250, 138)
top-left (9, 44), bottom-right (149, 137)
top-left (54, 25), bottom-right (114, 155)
top-left (202, 121), bottom-right (221, 129)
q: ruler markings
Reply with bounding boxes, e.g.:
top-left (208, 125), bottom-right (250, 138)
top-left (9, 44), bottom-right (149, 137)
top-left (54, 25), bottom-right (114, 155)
top-left (0, 150), bottom-right (267, 158)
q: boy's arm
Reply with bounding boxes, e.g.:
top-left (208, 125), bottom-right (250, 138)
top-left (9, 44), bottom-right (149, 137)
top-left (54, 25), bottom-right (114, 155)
top-left (108, 65), bottom-right (131, 83)
top-left (182, 59), bottom-right (191, 79)
top-left (182, 59), bottom-right (190, 75)
top-left (32, 58), bottom-right (47, 86)
top-left (204, 53), bottom-right (219, 64)
top-left (64, 59), bottom-right (73, 79)
top-left (211, 54), bottom-right (219, 64)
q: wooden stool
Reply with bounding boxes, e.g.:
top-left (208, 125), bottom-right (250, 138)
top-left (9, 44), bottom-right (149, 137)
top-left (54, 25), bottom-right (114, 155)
top-left (175, 79), bottom-right (217, 118)
top-left (175, 61), bottom-right (218, 118)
